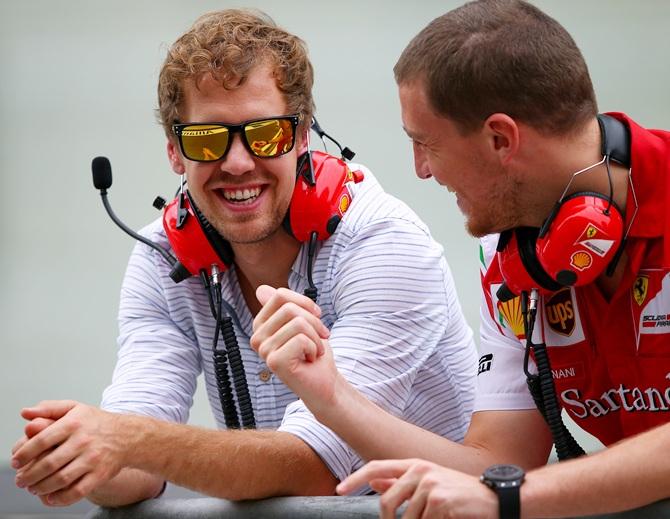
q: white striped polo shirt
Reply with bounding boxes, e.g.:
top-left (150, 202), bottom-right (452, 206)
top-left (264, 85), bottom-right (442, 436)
top-left (101, 164), bottom-right (478, 484)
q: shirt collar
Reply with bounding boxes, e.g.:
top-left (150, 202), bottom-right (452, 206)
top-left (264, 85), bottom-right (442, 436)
top-left (606, 112), bottom-right (668, 239)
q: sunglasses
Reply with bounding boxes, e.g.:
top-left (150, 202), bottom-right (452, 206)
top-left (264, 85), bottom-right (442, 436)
top-left (172, 114), bottom-right (300, 162)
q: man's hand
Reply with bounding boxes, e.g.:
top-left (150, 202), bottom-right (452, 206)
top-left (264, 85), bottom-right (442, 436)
top-left (337, 459), bottom-right (498, 519)
top-left (12, 400), bottom-right (129, 506)
top-left (251, 286), bottom-right (339, 416)
top-left (12, 417), bottom-right (56, 507)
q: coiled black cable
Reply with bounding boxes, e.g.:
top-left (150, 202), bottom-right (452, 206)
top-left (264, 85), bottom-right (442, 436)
top-left (522, 290), bottom-right (585, 461)
top-left (212, 351), bottom-right (241, 429)
top-left (303, 231), bottom-right (319, 302)
top-left (220, 314), bottom-right (255, 429)
top-left (209, 280), bottom-right (241, 430)
top-left (200, 269), bottom-right (256, 430)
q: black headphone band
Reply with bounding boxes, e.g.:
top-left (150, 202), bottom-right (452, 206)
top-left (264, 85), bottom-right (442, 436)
top-left (597, 114), bottom-right (631, 167)
top-left (187, 191), bottom-right (234, 267)
top-left (515, 227), bottom-right (563, 292)
top-left (560, 190), bottom-right (624, 217)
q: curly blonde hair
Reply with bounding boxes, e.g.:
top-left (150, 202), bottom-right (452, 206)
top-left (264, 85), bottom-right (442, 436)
top-left (157, 9), bottom-right (314, 137)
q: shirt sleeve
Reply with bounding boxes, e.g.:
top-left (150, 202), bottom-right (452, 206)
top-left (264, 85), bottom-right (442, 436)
top-left (474, 235), bottom-right (536, 412)
top-left (279, 216), bottom-right (474, 482)
top-left (100, 238), bottom-right (202, 423)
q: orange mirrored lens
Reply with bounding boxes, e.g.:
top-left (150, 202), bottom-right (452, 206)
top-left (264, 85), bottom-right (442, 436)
top-left (245, 118), bottom-right (294, 157)
top-left (180, 125), bottom-right (229, 161)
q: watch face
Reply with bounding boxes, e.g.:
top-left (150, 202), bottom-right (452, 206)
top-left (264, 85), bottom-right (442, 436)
top-left (484, 464), bottom-right (525, 482)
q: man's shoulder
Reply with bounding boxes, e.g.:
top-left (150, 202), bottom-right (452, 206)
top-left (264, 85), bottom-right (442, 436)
top-left (127, 217), bottom-right (172, 267)
top-left (337, 163), bottom-right (431, 238)
top-left (137, 217), bottom-right (168, 245)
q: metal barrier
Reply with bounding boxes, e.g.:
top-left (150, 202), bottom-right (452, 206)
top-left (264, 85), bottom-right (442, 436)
top-left (87, 496), bottom-right (670, 519)
top-left (87, 496), bottom-right (386, 518)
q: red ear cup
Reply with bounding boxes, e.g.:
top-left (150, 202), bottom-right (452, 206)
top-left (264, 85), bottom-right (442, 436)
top-left (162, 192), bottom-right (233, 279)
top-left (285, 150), bottom-right (364, 241)
top-left (496, 193), bottom-right (624, 300)
top-left (535, 193), bottom-right (624, 287)
top-left (497, 228), bottom-right (562, 300)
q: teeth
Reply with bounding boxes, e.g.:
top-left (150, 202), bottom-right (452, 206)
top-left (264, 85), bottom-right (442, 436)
top-left (222, 186), bottom-right (262, 203)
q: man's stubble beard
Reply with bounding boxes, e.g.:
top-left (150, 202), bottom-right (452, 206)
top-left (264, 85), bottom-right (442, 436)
top-left (465, 176), bottom-right (523, 238)
top-left (210, 204), bottom-right (289, 245)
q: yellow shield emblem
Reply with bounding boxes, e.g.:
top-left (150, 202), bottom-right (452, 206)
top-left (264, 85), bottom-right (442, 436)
top-left (633, 275), bottom-right (649, 306)
top-left (586, 225), bottom-right (597, 239)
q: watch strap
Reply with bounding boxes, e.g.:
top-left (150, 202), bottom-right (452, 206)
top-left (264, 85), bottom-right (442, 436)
top-left (497, 483), bottom-right (520, 519)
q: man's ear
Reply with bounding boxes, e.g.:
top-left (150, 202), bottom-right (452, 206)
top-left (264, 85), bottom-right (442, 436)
top-left (167, 139), bottom-right (186, 174)
top-left (483, 113), bottom-right (519, 166)
top-left (296, 126), bottom-right (310, 155)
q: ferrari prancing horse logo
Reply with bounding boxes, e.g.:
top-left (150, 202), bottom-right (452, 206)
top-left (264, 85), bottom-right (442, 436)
top-left (634, 275), bottom-right (649, 306)
top-left (586, 225), bottom-right (597, 239)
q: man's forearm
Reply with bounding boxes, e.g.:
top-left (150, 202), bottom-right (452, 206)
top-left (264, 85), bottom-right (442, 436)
top-left (87, 468), bottom-right (164, 507)
top-left (122, 415), bottom-right (337, 500)
top-left (522, 422), bottom-right (670, 518)
top-left (314, 374), bottom-right (490, 475)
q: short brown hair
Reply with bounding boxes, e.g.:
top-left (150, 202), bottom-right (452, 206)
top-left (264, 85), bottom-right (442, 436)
top-left (157, 9), bottom-right (314, 136)
top-left (394, 0), bottom-right (597, 135)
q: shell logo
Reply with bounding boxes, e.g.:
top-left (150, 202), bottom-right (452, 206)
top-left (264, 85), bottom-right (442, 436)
top-left (570, 250), bottom-right (592, 271)
top-left (497, 296), bottom-right (526, 339)
top-left (338, 193), bottom-right (351, 215)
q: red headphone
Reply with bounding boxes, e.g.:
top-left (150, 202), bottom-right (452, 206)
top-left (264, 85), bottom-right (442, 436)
top-left (160, 150), bottom-right (364, 283)
top-left (495, 114), bottom-right (630, 301)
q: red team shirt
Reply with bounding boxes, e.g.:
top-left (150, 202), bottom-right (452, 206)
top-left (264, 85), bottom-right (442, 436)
top-left (476, 113), bottom-right (670, 446)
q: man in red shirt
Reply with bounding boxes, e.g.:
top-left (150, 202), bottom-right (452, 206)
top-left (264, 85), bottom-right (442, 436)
top-left (250, 0), bottom-right (670, 517)
top-left (477, 111), bottom-right (670, 446)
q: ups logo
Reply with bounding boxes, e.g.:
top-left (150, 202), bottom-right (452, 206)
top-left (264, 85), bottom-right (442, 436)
top-left (545, 288), bottom-right (575, 336)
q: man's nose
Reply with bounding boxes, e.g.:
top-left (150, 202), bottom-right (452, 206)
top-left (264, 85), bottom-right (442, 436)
top-left (220, 133), bottom-right (255, 175)
top-left (413, 144), bottom-right (432, 179)
top-left (415, 168), bottom-right (433, 180)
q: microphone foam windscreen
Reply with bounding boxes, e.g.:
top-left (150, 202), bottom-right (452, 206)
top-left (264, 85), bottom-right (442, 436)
top-left (92, 156), bottom-right (112, 190)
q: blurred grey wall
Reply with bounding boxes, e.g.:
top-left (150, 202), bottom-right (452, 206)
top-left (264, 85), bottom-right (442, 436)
top-left (1, 0), bottom-right (669, 465)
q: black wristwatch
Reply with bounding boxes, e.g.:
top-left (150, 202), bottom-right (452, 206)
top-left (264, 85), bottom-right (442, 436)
top-left (480, 464), bottom-right (525, 519)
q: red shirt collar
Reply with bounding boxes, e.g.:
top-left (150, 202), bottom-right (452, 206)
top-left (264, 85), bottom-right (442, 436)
top-left (605, 112), bottom-right (670, 239)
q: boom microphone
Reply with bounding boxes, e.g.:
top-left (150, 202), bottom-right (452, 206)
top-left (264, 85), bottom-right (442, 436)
top-left (91, 156), bottom-right (177, 267)
top-left (90, 157), bottom-right (254, 428)
top-left (91, 156), bottom-right (113, 191)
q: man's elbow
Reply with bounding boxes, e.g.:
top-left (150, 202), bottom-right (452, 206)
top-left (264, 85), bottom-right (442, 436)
top-left (86, 473), bottom-right (165, 508)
